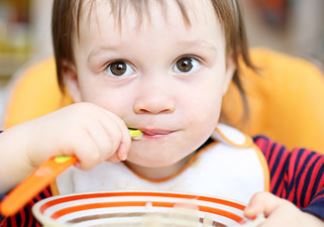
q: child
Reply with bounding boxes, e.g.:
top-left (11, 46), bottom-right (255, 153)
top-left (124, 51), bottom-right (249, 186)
top-left (0, 0), bottom-right (323, 226)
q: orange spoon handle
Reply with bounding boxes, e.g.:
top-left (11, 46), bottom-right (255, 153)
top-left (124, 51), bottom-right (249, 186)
top-left (0, 129), bottom-right (142, 216)
top-left (0, 155), bottom-right (77, 216)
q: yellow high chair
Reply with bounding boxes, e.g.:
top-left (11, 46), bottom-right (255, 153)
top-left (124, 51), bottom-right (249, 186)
top-left (3, 49), bottom-right (324, 152)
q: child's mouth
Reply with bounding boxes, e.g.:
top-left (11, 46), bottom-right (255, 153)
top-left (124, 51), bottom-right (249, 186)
top-left (140, 128), bottom-right (174, 138)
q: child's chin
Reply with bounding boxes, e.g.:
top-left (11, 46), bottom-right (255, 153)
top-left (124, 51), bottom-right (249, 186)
top-left (127, 156), bottom-right (177, 168)
top-left (148, 161), bottom-right (179, 168)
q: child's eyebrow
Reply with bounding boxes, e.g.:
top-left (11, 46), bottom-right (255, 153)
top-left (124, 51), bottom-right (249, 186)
top-left (87, 46), bottom-right (120, 62)
top-left (87, 39), bottom-right (217, 62)
top-left (176, 40), bottom-right (218, 54)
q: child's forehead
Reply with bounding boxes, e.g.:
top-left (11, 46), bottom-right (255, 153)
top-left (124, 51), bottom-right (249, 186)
top-left (77, 0), bottom-right (220, 34)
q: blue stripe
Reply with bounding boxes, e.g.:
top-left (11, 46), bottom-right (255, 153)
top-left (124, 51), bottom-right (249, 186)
top-left (293, 151), bottom-right (315, 205)
top-left (302, 192), bottom-right (324, 219)
top-left (270, 145), bottom-right (286, 177)
top-left (252, 135), bottom-right (269, 141)
top-left (272, 152), bottom-right (290, 195)
top-left (287, 149), bottom-right (304, 193)
top-left (317, 189), bottom-right (324, 196)
top-left (16, 208), bottom-right (22, 226)
top-left (252, 135), bottom-right (271, 157)
top-left (310, 163), bottom-right (324, 199)
top-left (300, 156), bottom-right (320, 207)
top-left (268, 143), bottom-right (278, 176)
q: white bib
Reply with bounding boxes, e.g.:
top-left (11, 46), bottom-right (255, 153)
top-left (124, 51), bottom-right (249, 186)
top-left (54, 124), bottom-right (269, 204)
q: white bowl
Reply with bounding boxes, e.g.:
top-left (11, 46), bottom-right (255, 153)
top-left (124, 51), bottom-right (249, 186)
top-left (33, 191), bottom-right (246, 226)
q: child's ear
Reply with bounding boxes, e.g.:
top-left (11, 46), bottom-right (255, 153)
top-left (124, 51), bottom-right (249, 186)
top-left (222, 58), bottom-right (236, 95)
top-left (62, 60), bottom-right (82, 102)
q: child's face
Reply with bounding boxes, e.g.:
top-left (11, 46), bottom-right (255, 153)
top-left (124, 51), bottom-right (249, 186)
top-left (66, 0), bottom-right (234, 168)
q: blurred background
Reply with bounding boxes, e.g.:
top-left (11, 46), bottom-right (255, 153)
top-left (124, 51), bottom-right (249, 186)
top-left (0, 0), bottom-right (323, 122)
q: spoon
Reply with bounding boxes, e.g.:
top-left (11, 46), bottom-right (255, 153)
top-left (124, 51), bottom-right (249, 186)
top-left (0, 128), bottom-right (142, 216)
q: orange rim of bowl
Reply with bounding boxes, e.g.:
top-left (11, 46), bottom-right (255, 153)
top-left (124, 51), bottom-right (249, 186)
top-left (38, 191), bottom-right (245, 223)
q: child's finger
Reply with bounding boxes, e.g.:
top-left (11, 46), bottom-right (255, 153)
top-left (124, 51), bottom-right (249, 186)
top-left (99, 110), bottom-right (131, 161)
top-left (115, 129), bottom-right (131, 161)
top-left (107, 153), bottom-right (122, 163)
top-left (73, 136), bottom-right (101, 170)
top-left (257, 202), bottom-right (306, 227)
top-left (84, 120), bottom-right (116, 162)
top-left (260, 211), bottom-right (288, 227)
top-left (244, 192), bottom-right (284, 219)
top-left (111, 117), bottom-right (131, 161)
top-left (95, 118), bottom-right (123, 161)
top-left (262, 208), bottom-right (298, 227)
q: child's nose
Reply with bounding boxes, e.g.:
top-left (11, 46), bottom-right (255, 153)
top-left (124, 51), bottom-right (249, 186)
top-left (133, 81), bottom-right (175, 115)
top-left (134, 94), bottom-right (175, 114)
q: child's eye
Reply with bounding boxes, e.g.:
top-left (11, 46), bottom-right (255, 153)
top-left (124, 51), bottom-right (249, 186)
top-left (173, 57), bottom-right (200, 74)
top-left (105, 60), bottom-right (135, 77)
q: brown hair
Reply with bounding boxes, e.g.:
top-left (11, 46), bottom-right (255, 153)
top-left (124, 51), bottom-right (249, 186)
top-left (52, 0), bottom-right (255, 112)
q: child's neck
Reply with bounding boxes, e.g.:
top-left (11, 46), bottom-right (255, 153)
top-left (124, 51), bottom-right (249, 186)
top-left (125, 155), bottom-right (193, 181)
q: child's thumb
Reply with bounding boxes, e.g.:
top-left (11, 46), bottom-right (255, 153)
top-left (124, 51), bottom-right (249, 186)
top-left (244, 192), bottom-right (281, 219)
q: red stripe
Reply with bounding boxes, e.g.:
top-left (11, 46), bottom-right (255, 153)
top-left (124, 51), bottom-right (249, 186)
top-left (27, 206), bottom-right (33, 227)
top-left (296, 151), bottom-right (318, 207)
top-left (268, 144), bottom-right (282, 190)
top-left (281, 173), bottom-right (288, 198)
top-left (304, 157), bottom-right (323, 204)
top-left (288, 148), bottom-right (297, 178)
top-left (287, 149), bottom-right (309, 202)
top-left (43, 187), bottom-right (52, 197)
top-left (274, 176), bottom-right (285, 196)
top-left (19, 206), bottom-right (25, 227)
top-left (269, 143), bottom-right (282, 168)
top-left (254, 137), bottom-right (267, 152)
top-left (270, 148), bottom-right (289, 194)
top-left (283, 150), bottom-right (295, 201)
top-left (26, 195), bottom-right (41, 226)
top-left (0, 219), bottom-right (7, 227)
top-left (294, 148), bottom-right (309, 175)
top-left (256, 137), bottom-right (271, 160)
top-left (9, 213), bottom-right (17, 227)
top-left (31, 194), bottom-right (45, 226)
top-left (265, 140), bottom-right (273, 159)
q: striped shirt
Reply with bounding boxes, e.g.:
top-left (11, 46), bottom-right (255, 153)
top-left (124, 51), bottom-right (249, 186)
top-left (1, 135), bottom-right (323, 226)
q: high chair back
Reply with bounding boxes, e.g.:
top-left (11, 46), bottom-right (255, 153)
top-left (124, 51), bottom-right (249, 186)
top-left (3, 49), bottom-right (324, 152)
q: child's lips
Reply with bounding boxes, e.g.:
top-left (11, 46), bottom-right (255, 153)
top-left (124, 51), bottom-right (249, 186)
top-left (140, 128), bottom-right (175, 138)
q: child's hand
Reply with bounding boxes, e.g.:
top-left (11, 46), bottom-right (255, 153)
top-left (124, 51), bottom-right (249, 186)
top-left (0, 103), bottom-right (131, 192)
top-left (244, 192), bottom-right (323, 226)
top-left (27, 102), bottom-right (132, 168)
